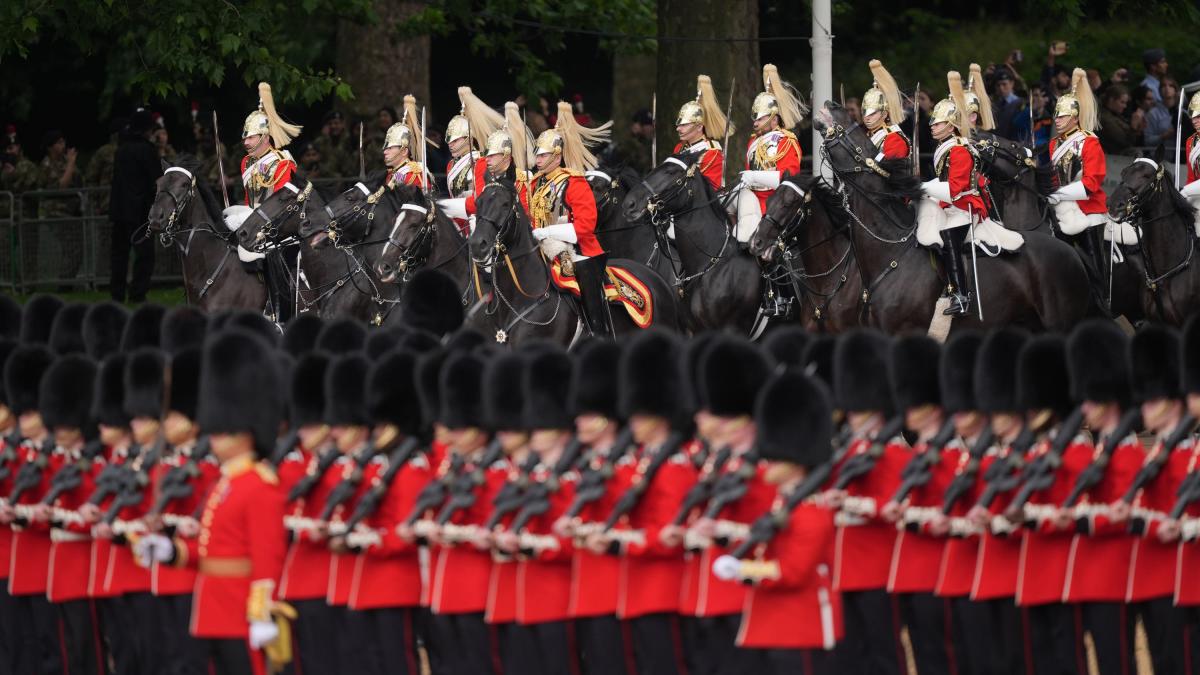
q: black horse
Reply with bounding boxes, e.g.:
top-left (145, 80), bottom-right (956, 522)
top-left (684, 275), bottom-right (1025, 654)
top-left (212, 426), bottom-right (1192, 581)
top-left (589, 164), bottom-right (677, 285)
top-left (1108, 159), bottom-right (1200, 325)
top-left (146, 158), bottom-right (268, 311)
top-left (974, 134), bottom-right (1054, 233)
top-left (812, 103), bottom-right (1091, 334)
top-left (622, 151), bottom-right (767, 335)
top-left (469, 178), bottom-right (681, 346)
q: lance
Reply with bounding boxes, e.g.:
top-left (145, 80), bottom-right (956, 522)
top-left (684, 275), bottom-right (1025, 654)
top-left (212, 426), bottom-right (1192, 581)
top-left (651, 93), bottom-right (657, 167)
top-left (212, 111), bottom-right (231, 209)
top-left (720, 78), bottom-right (736, 186)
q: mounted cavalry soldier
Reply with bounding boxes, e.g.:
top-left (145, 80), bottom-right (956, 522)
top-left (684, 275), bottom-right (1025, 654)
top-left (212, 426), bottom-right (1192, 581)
top-left (439, 87), bottom-right (505, 234)
top-left (674, 75), bottom-right (729, 190)
top-left (530, 101), bottom-right (614, 337)
top-left (240, 83), bottom-right (300, 209)
top-left (737, 64), bottom-right (804, 243)
top-left (480, 101), bottom-right (534, 214)
top-left (862, 60), bottom-right (910, 161)
top-left (965, 63), bottom-right (996, 136)
top-left (381, 95), bottom-right (434, 191)
top-left (1178, 91), bottom-right (1200, 233)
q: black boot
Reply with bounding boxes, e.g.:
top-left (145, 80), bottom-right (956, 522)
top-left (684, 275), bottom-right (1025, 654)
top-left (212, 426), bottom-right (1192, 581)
top-left (574, 254), bottom-right (615, 338)
top-left (1075, 227), bottom-right (1112, 315)
top-left (939, 229), bottom-right (972, 316)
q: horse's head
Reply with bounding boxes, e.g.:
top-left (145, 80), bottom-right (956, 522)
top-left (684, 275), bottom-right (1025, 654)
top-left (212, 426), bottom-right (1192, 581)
top-left (1109, 158), bottom-right (1166, 222)
top-left (621, 151), bottom-right (703, 223)
top-left (307, 176), bottom-right (388, 249)
top-left (589, 164), bottom-right (635, 227)
top-left (469, 178), bottom-right (523, 265)
top-left (374, 185), bottom-right (436, 283)
top-left (148, 166), bottom-right (198, 234)
top-left (235, 181), bottom-right (316, 251)
top-left (815, 101), bottom-right (884, 177)
top-left (750, 173), bottom-right (812, 261)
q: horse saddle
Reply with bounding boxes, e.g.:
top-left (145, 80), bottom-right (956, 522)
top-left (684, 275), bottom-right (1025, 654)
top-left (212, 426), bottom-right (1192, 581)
top-left (549, 255), bottom-right (653, 329)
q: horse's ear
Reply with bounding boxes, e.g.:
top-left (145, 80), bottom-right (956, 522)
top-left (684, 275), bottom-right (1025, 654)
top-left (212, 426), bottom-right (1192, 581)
top-left (1152, 144), bottom-right (1166, 165)
top-left (161, 158), bottom-right (170, 172)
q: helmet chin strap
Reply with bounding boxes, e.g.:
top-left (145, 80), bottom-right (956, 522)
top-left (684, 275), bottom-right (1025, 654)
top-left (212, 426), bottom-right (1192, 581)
top-left (248, 134), bottom-right (270, 159)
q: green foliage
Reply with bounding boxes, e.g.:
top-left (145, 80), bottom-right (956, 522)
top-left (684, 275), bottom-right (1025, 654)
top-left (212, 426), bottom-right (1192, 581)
top-left (0, 0), bottom-right (374, 105)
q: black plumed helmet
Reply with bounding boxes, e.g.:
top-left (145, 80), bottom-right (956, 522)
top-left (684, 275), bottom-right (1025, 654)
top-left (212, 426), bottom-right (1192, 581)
top-left (282, 313), bottom-right (324, 357)
top-left (120, 303), bottom-right (167, 352)
top-left (368, 348), bottom-right (424, 434)
top-left (761, 325), bottom-right (812, 371)
top-left (92, 354), bottom-right (130, 427)
top-left (568, 339), bottom-right (621, 419)
top-left (325, 354), bottom-right (370, 427)
top-left (439, 351), bottom-right (486, 429)
top-left (48, 303), bottom-right (87, 355)
top-left (1184, 313), bottom-right (1200, 395)
top-left (160, 306), bottom-right (208, 355)
top-left (889, 335), bottom-right (942, 412)
top-left (756, 371), bottom-right (833, 468)
top-left (619, 329), bottom-right (687, 423)
top-left (415, 350), bottom-right (448, 428)
top-left (3, 345), bottom-right (53, 415)
top-left (197, 329), bottom-right (284, 459)
top-left (1067, 319), bottom-right (1131, 406)
top-left (41, 355), bottom-right (97, 432)
top-left (699, 335), bottom-right (773, 417)
top-left (523, 346), bottom-right (573, 430)
top-left (316, 318), bottom-right (367, 355)
top-left (803, 334), bottom-right (836, 389)
top-left (0, 295), bottom-right (19, 340)
top-left (938, 331), bottom-right (983, 414)
top-left (1130, 323), bottom-right (1181, 404)
top-left (974, 327), bottom-right (1029, 414)
top-left (484, 351), bottom-right (528, 432)
top-left (82, 302), bottom-right (129, 360)
top-left (123, 348), bottom-right (167, 419)
top-left (833, 330), bottom-right (892, 413)
top-left (681, 332), bottom-right (718, 413)
top-left (290, 352), bottom-right (329, 428)
top-left (0, 340), bottom-right (17, 407)
top-left (222, 311), bottom-right (280, 346)
top-left (1017, 335), bottom-right (1073, 416)
top-left (168, 348), bottom-right (202, 420)
top-left (401, 269), bottom-right (464, 337)
top-left (19, 294), bottom-right (63, 345)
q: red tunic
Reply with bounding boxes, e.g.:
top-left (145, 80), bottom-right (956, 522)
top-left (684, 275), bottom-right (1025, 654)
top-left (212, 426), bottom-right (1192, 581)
top-left (87, 446), bottom-right (121, 599)
top-left (887, 443), bottom-right (962, 593)
top-left (1016, 437), bottom-right (1091, 606)
top-left (0, 435), bottom-right (15, 581)
top-left (1174, 443), bottom-right (1200, 605)
top-left (1187, 134), bottom-right (1200, 184)
top-left (8, 440), bottom-right (53, 596)
top-left (568, 455), bottom-right (623, 618)
top-left (970, 447), bottom-right (1023, 600)
top-left (277, 448), bottom-right (338, 602)
top-left (531, 170), bottom-right (603, 259)
top-left (745, 130), bottom-right (803, 213)
top-left (735, 500), bottom-right (842, 650)
top-left (936, 140), bottom-right (990, 218)
top-left (485, 456), bottom-right (520, 624)
top-left (47, 449), bottom-right (97, 603)
top-left (152, 446), bottom-right (221, 596)
top-left (386, 162), bottom-right (427, 190)
top-left (515, 463), bottom-right (578, 625)
top-left (673, 140), bottom-right (724, 191)
top-left (180, 455), bottom-right (286, 640)
top-left (239, 151), bottom-right (296, 206)
top-left (325, 454), bottom-right (372, 607)
top-left (831, 437), bottom-right (910, 592)
top-left (429, 452), bottom-right (507, 615)
top-left (875, 129), bottom-right (910, 161)
top-left (1049, 131), bottom-right (1106, 216)
top-left (935, 441), bottom-right (982, 598)
top-left (1127, 438), bottom-right (1193, 602)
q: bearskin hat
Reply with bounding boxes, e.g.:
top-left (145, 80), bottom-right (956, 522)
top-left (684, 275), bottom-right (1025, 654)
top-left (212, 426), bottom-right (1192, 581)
top-left (0, 340), bottom-right (17, 407)
top-left (3, 345), bottom-right (53, 416)
top-left (938, 331), bottom-right (983, 414)
top-left (160, 306), bottom-right (208, 355)
top-left (48, 303), bottom-right (87, 355)
top-left (325, 354), bottom-right (370, 427)
top-left (699, 335), bottom-right (773, 417)
top-left (316, 318), bottom-right (367, 355)
top-left (568, 339), bottom-right (621, 420)
top-left (197, 329), bottom-right (284, 458)
top-left (439, 351), bottom-right (486, 429)
top-left (120, 303), bottom-right (167, 352)
top-left (523, 346), bottom-right (574, 430)
top-left (123, 348), bottom-right (167, 420)
top-left (365, 329), bottom-right (401, 362)
top-left (401, 269), bottom-right (464, 337)
top-left (761, 325), bottom-right (812, 372)
top-left (803, 334), bottom-right (836, 389)
top-left (974, 327), bottom-right (1029, 414)
top-left (92, 354), bottom-right (130, 427)
top-left (290, 352), bottom-right (329, 428)
top-left (416, 349), bottom-right (448, 428)
top-left (484, 351), bottom-right (528, 432)
top-left (82, 302), bottom-right (129, 360)
top-left (369, 348), bottom-right (424, 434)
top-left (1017, 335), bottom-right (1074, 416)
top-left (221, 310), bottom-right (279, 346)
top-left (41, 355), bottom-right (97, 433)
top-left (833, 330), bottom-right (892, 413)
top-left (1067, 320), bottom-right (1131, 406)
top-left (1184, 314), bottom-right (1200, 395)
top-left (445, 328), bottom-right (485, 353)
top-left (19, 294), bottom-right (63, 345)
top-left (889, 335), bottom-right (942, 411)
top-left (169, 348), bottom-right (202, 420)
top-left (0, 295), bottom-right (19, 340)
top-left (282, 313), bottom-right (324, 357)
top-left (1130, 323), bottom-right (1181, 404)
top-left (619, 329), bottom-right (687, 423)
top-left (681, 332), bottom-right (718, 413)
top-left (756, 371), bottom-right (833, 469)
top-left (397, 328), bottom-right (441, 354)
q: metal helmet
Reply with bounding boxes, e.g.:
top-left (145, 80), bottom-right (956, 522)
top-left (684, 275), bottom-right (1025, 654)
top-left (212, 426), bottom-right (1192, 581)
top-left (485, 129), bottom-right (512, 157)
top-left (534, 129), bottom-right (563, 156)
top-left (751, 92), bottom-right (779, 122)
top-left (1054, 93), bottom-right (1079, 119)
top-left (242, 110), bottom-right (269, 140)
top-left (446, 115), bottom-right (469, 144)
top-left (929, 98), bottom-right (959, 127)
top-left (383, 123), bottom-right (413, 151)
top-left (964, 91), bottom-right (981, 115)
top-left (1190, 91), bottom-right (1200, 119)
top-left (862, 87), bottom-right (887, 117)
top-left (676, 100), bottom-right (703, 127)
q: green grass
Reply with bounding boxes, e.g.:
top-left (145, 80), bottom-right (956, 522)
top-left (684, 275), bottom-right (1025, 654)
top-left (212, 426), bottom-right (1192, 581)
top-left (10, 287), bottom-right (187, 307)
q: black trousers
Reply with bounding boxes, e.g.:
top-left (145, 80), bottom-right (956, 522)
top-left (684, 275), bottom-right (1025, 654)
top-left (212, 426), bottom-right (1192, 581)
top-left (0, 584), bottom-right (20, 675)
top-left (414, 608), bottom-right (446, 675)
top-left (966, 597), bottom-right (1025, 675)
top-left (12, 593), bottom-right (62, 675)
top-left (628, 613), bottom-right (687, 675)
top-left (681, 614), bottom-right (746, 675)
top-left (1134, 596), bottom-right (1188, 675)
top-left (355, 606), bottom-right (419, 675)
top-left (205, 638), bottom-right (263, 675)
top-left (495, 622), bottom-right (538, 675)
top-left (157, 594), bottom-right (207, 675)
top-left (121, 592), bottom-right (163, 674)
top-left (1073, 601), bottom-right (1135, 675)
top-left (110, 219), bottom-right (155, 302)
top-left (429, 611), bottom-right (496, 675)
top-left (834, 589), bottom-right (904, 675)
top-left (521, 620), bottom-right (579, 675)
top-left (1185, 607), bottom-right (1200, 675)
top-left (290, 599), bottom-right (342, 675)
top-left (575, 615), bottom-right (630, 675)
top-left (744, 648), bottom-right (832, 675)
top-left (898, 592), bottom-right (955, 675)
top-left (1024, 603), bottom-right (1079, 675)
top-left (57, 599), bottom-right (102, 675)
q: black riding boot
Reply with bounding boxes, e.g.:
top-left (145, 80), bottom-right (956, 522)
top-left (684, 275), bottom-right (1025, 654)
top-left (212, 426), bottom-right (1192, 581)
top-left (574, 254), bottom-right (616, 338)
top-left (1075, 226), bottom-right (1112, 315)
top-left (939, 229), bottom-right (972, 316)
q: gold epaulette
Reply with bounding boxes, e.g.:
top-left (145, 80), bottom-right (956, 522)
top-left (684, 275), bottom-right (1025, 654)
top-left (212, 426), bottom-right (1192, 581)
top-left (255, 461), bottom-right (279, 486)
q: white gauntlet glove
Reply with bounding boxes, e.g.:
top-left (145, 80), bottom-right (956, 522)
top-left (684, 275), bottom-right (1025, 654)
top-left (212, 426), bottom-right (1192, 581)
top-left (533, 223), bottom-right (578, 243)
top-left (437, 198), bottom-right (468, 221)
top-left (921, 180), bottom-right (952, 203)
top-left (249, 620), bottom-right (279, 650)
top-left (1048, 181), bottom-right (1087, 205)
top-left (740, 170), bottom-right (780, 190)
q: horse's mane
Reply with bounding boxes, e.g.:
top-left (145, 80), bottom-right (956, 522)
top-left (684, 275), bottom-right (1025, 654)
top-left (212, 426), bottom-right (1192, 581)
top-left (1034, 165), bottom-right (1055, 196)
top-left (875, 158), bottom-right (924, 202)
top-left (170, 154), bottom-right (223, 223)
top-left (1166, 173), bottom-right (1198, 222)
top-left (783, 172), bottom-right (850, 225)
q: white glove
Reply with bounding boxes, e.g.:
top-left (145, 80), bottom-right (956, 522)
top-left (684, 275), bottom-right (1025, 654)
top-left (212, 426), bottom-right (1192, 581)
top-left (740, 170), bottom-right (780, 190)
top-left (921, 180), bottom-right (952, 203)
top-left (134, 534), bottom-right (175, 567)
top-left (346, 529), bottom-right (382, 550)
top-left (249, 620), bottom-right (279, 650)
top-left (467, 214), bottom-right (477, 235)
top-left (711, 554), bottom-right (742, 581)
top-left (533, 223), bottom-right (578, 243)
top-left (1048, 181), bottom-right (1087, 205)
top-left (438, 198), bottom-right (468, 221)
top-left (1181, 181), bottom-right (1200, 198)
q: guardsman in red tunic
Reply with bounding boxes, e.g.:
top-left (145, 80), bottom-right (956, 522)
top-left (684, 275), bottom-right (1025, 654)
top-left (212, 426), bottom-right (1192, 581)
top-left (672, 74), bottom-right (729, 191)
top-left (239, 82), bottom-right (300, 209)
top-left (439, 87), bottom-right (503, 234)
top-left (1047, 68), bottom-right (1113, 299)
top-left (880, 336), bottom-right (959, 675)
top-left (138, 329), bottom-right (289, 675)
top-left (1179, 92), bottom-right (1200, 234)
top-left (531, 101), bottom-right (614, 337)
top-left (712, 370), bottom-right (843, 675)
top-left (964, 328), bottom-right (1032, 675)
top-left (0, 338), bottom-right (19, 674)
top-left (862, 60), bottom-right (912, 161)
top-left (1060, 321), bottom-right (1144, 674)
top-left (381, 95), bottom-right (431, 191)
top-left (1175, 317), bottom-right (1200, 648)
top-left (738, 64), bottom-right (804, 243)
top-left (824, 330), bottom-right (908, 675)
top-left (1113, 325), bottom-right (1193, 674)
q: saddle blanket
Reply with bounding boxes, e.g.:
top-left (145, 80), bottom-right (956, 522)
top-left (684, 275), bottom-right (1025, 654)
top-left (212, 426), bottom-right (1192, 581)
top-left (549, 257), bottom-right (654, 329)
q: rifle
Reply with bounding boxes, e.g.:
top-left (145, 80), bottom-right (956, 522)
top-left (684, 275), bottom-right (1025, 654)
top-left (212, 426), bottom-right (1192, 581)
top-left (102, 438), bottom-right (166, 527)
top-left (724, 457), bottom-right (836, 559)
top-left (975, 424), bottom-right (1038, 509)
top-left (271, 428), bottom-right (300, 467)
top-left (434, 438), bottom-right (504, 526)
top-left (888, 418), bottom-right (957, 505)
top-left (319, 441), bottom-right (377, 524)
top-left (669, 446), bottom-right (733, 527)
top-left (8, 437), bottom-right (54, 510)
top-left (404, 453), bottom-right (466, 527)
top-left (286, 448), bottom-right (340, 504)
top-left (1169, 467), bottom-right (1200, 520)
top-left (149, 437), bottom-right (212, 519)
top-left (41, 440), bottom-right (105, 508)
top-left (0, 429), bottom-right (24, 482)
top-left (832, 415), bottom-right (907, 491)
top-left (509, 438), bottom-right (585, 536)
top-left (601, 431), bottom-right (686, 532)
top-left (1061, 409), bottom-right (1143, 509)
top-left (563, 426), bottom-right (635, 520)
top-left (941, 427), bottom-right (996, 515)
top-left (483, 453), bottom-right (542, 531)
top-left (339, 436), bottom-right (422, 534)
top-left (700, 451), bottom-right (759, 522)
top-left (1122, 415), bottom-right (1197, 504)
top-left (1004, 407), bottom-right (1086, 520)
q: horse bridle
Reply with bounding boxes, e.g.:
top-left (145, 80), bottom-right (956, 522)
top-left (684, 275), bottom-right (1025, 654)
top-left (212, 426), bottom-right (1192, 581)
top-left (822, 123), bottom-right (893, 179)
top-left (1116, 159), bottom-right (1195, 293)
top-left (640, 157), bottom-right (700, 221)
top-left (322, 181), bottom-right (386, 246)
top-left (156, 167), bottom-right (198, 245)
top-left (248, 181), bottom-right (313, 251)
top-left (473, 181), bottom-right (523, 266)
top-left (380, 199), bottom-right (439, 280)
top-left (821, 122), bottom-right (917, 243)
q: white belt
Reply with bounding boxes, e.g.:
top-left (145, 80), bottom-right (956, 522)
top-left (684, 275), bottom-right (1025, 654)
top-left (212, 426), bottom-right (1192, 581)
top-left (50, 529), bottom-right (91, 543)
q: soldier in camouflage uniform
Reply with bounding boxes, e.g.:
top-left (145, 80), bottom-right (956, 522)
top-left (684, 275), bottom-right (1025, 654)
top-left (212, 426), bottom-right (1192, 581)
top-left (35, 130), bottom-right (83, 285)
top-left (84, 118), bottom-right (124, 215)
top-left (193, 121), bottom-right (233, 192)
top-left (38, 130), bottom-right (80, 219)
top-left (0, 126), bottom-right (39, 194)
top-left (312, 111), bottom-right (355, 178)
top-left (364, 106), bottom-right (396, 175)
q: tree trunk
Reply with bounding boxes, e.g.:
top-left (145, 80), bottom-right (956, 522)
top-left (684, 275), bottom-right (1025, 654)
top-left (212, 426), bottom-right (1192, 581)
top-left (610, 51), bottom-right (657, 164)
top-left (656, 0), bottom-right (759, 185)
top-left (335, 0), bottom-right (430, 120)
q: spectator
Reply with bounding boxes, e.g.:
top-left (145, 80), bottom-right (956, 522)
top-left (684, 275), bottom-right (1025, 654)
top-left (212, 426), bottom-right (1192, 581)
top-left (1042, 41), bottom-right (1072, 105)
top-left (38, 130), bottom-right (80, 218)
top-left (1029, 83), bottom-right (1054, 163)
top-left (84, 117), bottom-right (125, 214)
top-left (313, 110), bottom-right (354, 177)
top-left (844, 97), bottom-right (862, 125)
top-left (297, 142), bottom-right (323, 179)
top-left (1097, 85), bottom-right (1140, 156)
top-left (607, 108), bottom-right (655, 175)
top-left (0, 126), bottom-right (39, 193)
top-left (1144, 76), bottom-right (1181, 149)
top-left (109, 109), bottom-right (162, 303)
top-left (192, 119), bottom-right (234, 193)
top-left (571, 94), bottom-right (595, 127)
top-left (152, 113), bottom-right (177, 161)
top-left (991, 68), bottom-right (1027, 140)
top-left (516, 94), bottom-right (550, 136)
top-left (365, 107), bottom-right (397, 173)
top-left (1141, 48), bottom-right (1170, 105)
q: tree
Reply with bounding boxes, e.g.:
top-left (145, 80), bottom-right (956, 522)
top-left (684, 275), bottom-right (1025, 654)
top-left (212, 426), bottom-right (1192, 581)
top-left (336, 0), bottom-right (429, 119)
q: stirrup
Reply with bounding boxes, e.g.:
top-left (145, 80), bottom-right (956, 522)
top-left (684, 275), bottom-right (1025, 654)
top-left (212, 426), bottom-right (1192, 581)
top-left (761, 294), bottom-right (794, 318)
top-left (942, 291), bottom-right (972, 316)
